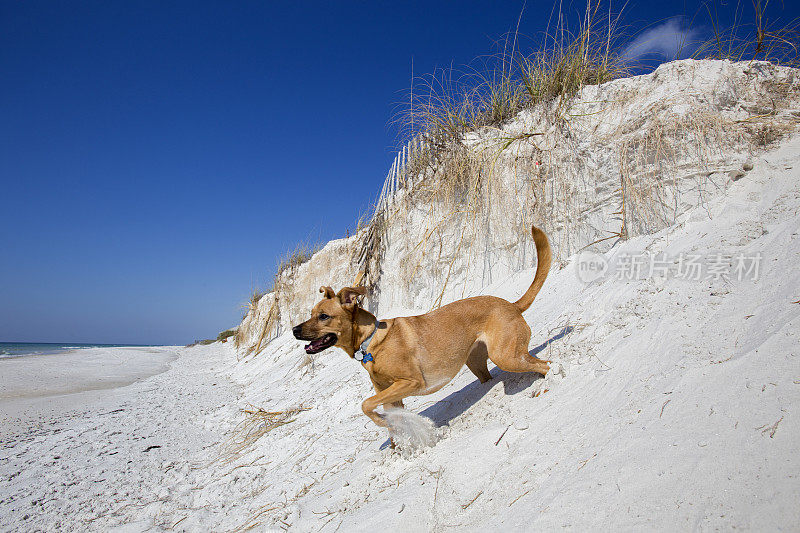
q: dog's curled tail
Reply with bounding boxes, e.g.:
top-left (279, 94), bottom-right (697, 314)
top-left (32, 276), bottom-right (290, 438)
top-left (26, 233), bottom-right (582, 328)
top-left (513, 226), bottom-right (552, 313)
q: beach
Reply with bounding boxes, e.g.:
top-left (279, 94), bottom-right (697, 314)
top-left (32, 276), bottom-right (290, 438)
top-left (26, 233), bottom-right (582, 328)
top-left (0, 347), bottom-right (177, 438)
top-left (0, 347), bottom-right (177, 400)
top-left (0, 344), bottom-right (238, 531)
top-left (0, 347), bottom-right (178, 438)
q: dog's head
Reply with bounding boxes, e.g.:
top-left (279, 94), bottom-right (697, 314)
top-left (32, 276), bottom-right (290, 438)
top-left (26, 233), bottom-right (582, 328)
top-left (292, 285), bottom-right (367, 354)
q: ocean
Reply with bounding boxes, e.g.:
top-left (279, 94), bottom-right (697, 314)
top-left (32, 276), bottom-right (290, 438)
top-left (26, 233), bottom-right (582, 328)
top-left (0, 342), bottom-right (149, 359)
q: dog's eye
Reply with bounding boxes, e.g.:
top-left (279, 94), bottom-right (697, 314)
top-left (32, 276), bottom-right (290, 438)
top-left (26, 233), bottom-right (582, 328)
top-left (318, 313), bottom-right (330, 321)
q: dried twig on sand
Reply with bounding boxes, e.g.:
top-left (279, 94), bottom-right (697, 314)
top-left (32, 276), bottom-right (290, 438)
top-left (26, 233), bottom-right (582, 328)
top-left (213, 405), bottom-right (309, 466)
top-left (461, 490), bottom-right (483, 510)
top-left (660, 399), bottom-right (671, 418)
top-left (495, 426), bottom-right (510, 446)
top-left (757, 416), bottom-right (784, 438)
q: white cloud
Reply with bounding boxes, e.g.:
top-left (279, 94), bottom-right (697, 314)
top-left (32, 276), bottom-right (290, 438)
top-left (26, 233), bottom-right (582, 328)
top-left (621, 19), bottom-right (701, 61)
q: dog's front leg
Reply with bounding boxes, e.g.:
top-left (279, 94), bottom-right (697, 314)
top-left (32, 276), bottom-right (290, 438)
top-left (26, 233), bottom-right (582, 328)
top-left (370, 379), bottom-right (404, 409)
top-left (361, 378), bottom-right (422, 428)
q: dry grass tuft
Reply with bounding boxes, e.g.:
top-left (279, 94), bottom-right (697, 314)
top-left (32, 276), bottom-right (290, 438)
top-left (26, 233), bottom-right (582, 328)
top-left (246, 296), bottom-right (280, 358)
top-left (214, 405), bottom-right (310, 467)
top-left (520, 4), bottom-right (628, 109)
top-left (749, 121), bottom-right (790, 145)
top-left (235, 288), bottom-right (266, 349)
top-left (217, 328), bottom-right (237, 343)
top-left (235, 241), bottom-right (321, 356)
top-left (249, 288), bottom-right (265, 309)
top-left (273, 241), bottom-right (321, 282)
top-left (694, 0), bottom-right (800, 67)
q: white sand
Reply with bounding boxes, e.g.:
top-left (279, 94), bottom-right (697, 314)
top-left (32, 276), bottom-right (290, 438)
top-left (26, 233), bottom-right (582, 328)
top-left (0, 347), bottom-right (177, 400)
top-left (0, 344), bottom-right (238, 531)
top-left (0, 347), bottom-right (178, 439)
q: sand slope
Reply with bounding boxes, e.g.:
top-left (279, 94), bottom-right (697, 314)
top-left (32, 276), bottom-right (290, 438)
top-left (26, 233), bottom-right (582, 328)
top-left (2, 134), bottom-right (796, 531)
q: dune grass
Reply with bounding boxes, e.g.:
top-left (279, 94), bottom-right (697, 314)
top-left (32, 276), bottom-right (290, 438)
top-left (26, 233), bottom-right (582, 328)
top-left (217, 328), bottom-right (237, 342)
top-left (351, 1), bottom-right (633, 298)
top-left (354, 0), bottom-right (798, 306)
top-left (396, 1), bottom-right (629, 150)
top-left (695, 0), bottom-right (799, 66)
top-left (273, 241), bottom-right (321, 281)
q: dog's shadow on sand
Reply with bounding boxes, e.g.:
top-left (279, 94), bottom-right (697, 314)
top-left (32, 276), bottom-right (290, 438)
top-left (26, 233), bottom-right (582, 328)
top-left (380, 327), bottom-right (573, 448)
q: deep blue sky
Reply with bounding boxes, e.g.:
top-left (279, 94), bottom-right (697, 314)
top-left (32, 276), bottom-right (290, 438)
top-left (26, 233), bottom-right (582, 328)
top-left (1, 1), bottom-right (797, 344)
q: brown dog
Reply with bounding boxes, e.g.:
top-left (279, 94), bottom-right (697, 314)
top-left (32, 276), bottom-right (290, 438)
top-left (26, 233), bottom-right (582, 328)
top-left (292, 226), bottom-right (552, 430)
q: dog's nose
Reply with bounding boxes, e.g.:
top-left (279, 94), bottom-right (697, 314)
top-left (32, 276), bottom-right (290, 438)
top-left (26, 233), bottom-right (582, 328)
top-left (292, 325), bottom-right (302, 339)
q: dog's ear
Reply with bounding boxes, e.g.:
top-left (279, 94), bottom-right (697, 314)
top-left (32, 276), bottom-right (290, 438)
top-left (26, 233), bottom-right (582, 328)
top-left (337, 286), bottom-right (367, 309)
top-left (319, 286), bottom-right (336, 299)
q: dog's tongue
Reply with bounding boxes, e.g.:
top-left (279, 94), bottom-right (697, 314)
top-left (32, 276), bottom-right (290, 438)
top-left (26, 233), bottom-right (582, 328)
top-left (305, 337), bottom-right (326, 354)
top-left (304, 333), bottom-right (336, 354)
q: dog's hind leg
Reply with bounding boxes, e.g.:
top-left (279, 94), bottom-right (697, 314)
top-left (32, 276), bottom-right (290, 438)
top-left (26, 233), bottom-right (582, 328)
top-left (466, 340), bottom-right (493, 383)
top-left (486, 318), bottom-right (550, 375)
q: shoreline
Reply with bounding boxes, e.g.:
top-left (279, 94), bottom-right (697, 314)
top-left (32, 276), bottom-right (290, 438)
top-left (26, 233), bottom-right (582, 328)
top-left (0, 343), bottom-right (157, 360)
top-left (0, 346), bottom-right (178, 401)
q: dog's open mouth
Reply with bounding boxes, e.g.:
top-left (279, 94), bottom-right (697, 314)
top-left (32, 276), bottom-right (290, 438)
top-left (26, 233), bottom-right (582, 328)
top-left (304, 333), bottom-right (337, 354)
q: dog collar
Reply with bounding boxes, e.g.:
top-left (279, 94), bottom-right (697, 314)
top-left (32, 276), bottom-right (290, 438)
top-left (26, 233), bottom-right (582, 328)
top-left (354, 318), bottom-right (380, 364)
